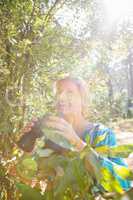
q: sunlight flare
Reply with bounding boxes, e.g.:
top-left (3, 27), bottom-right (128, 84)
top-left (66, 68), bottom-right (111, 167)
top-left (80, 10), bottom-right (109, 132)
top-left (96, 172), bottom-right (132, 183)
top-left (104, 0), bottom-right (133, 23)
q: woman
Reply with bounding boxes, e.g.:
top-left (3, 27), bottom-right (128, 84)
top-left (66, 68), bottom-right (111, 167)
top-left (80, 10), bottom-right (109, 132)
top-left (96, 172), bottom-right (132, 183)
top-left (22, 76), bottom-right (131, 192)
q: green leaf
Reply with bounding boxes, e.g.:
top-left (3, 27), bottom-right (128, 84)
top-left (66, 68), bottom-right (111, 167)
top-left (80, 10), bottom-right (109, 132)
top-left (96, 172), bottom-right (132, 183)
top-left (36, 148), bottom-right (54, 157)
top-left (95, 144), bottom-right (133, 158)
top-left (95, 145), bottom-right (109, 156)
top-left (85, 134), bottom-right (91, 145)
top-left (41, 127), bottom-right (73, 150)
top-left (44, 0), bottom-right (49, 5)
top-left (80, 146), bottom-right (102, 180)
top-left (16, 155), bottom-right (37, 179)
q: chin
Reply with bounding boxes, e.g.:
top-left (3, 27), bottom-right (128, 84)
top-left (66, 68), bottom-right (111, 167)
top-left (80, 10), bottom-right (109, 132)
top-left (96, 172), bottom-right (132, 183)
top-left (58, 109), bottom-right (71, 117)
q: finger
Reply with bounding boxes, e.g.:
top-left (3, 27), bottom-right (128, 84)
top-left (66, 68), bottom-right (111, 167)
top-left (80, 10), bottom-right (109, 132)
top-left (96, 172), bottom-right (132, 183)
top-left (23, 127), bottom-right (32, 133)
top-left (45, 121), bottom-right (66, 132)
top-left (28, 122), bottom-right (35, 127)
top-left (51, 130), bottom-right (72, 144)
top-left (47, 116), bottom-right (68, 126)
top-left (45, 121), bottom-right (66, 130)
top-left (27, 127), bottom-right (32, 132)
top-left (51, 129), bottom-right (67, 138)
top-left (32, 117), bottom-right (38, 122)
top-left (24, 122), bottom-right (35, 130)
top-left (23, 122), bottom-right (34, 129)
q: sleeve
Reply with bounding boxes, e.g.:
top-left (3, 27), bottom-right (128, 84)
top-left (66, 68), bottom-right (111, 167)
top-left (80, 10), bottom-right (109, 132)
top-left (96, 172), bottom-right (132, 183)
top-left (90, 125), bottom-right (132, 192)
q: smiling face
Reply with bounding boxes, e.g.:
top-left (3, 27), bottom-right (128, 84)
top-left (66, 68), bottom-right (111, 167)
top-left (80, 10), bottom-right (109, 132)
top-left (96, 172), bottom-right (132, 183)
top-left (55, 79), bottom-right (83, 118)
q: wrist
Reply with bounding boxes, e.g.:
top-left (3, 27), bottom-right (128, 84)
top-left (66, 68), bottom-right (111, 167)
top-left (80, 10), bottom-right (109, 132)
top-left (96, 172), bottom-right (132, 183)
top-left (72, 138), bottom-right (87, 152)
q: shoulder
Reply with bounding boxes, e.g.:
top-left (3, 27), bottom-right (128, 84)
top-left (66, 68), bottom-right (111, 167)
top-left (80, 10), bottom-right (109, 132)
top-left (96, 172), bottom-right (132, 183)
top-left (92, 123), bottom-right (117, 147)
top-left (92, 123), bottom-right (114, 137)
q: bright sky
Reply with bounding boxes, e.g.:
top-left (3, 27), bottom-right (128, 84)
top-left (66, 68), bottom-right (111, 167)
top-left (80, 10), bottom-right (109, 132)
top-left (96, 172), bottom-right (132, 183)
top-left (104, 0), bottom-right (133, 23)
top-left (56, 6), bottom-right (90, 38)
top-left (56, 0), bottom-right (133, 38)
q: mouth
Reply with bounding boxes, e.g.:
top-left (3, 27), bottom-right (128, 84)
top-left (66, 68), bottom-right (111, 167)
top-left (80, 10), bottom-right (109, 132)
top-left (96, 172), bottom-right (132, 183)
top-left (59, 104), bottom-right (66, 109)
top-left (58, 104), bottom-right (68, 111)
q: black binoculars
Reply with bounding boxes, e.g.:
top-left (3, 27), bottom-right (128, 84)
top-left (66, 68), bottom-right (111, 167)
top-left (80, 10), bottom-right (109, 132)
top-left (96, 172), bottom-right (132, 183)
top-left (17, 116), bottom-right (68, 154)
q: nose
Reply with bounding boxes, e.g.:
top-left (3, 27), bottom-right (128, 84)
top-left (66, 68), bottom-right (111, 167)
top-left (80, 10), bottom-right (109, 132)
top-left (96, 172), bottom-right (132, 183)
top-left (58, 91), bottom-right (67, 104)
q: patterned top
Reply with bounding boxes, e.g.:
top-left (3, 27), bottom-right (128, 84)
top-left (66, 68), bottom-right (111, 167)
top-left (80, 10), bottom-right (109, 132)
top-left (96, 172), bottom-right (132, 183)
top-left (82, 123), bottom-right (132, 192)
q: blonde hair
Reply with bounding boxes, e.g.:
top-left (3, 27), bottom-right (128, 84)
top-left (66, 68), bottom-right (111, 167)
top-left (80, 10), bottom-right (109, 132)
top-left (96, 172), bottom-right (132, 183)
top-left (54, 76), bottom-right (89, 117)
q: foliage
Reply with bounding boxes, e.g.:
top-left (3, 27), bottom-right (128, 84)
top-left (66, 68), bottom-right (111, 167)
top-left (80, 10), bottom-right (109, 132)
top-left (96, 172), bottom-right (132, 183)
top-left (0, 0), bottom-right (65, 199)
top-left (0, 0), bottom-right (133, 199)
top-left (8, 126), bottom-right (133, 199)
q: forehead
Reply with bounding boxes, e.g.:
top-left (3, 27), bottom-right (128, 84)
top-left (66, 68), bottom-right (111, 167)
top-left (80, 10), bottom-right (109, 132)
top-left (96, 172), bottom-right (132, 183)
top-left (56, 79), bottom-right (79, 93)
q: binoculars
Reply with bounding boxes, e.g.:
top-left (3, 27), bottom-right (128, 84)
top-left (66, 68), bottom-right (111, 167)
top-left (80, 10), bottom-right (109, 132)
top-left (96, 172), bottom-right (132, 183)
top-left (17, 116), bottom-right (68, 154)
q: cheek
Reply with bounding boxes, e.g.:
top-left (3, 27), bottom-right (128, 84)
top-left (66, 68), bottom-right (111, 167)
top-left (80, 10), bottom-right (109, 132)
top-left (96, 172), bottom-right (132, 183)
top-left (69, 97), bottom-right (82, 111)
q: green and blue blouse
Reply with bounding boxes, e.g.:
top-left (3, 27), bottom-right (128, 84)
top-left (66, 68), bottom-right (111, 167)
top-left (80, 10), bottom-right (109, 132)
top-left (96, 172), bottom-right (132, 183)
top-left (82, 123), bottom-right (132, 193)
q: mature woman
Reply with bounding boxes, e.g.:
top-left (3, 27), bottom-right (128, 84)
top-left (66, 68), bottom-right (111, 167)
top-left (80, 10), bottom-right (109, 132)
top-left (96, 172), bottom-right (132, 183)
top-left (21, 76), bottom-right (131, 192)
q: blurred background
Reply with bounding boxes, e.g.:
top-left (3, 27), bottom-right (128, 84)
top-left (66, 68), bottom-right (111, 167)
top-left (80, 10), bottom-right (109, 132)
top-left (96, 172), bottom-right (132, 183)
top-left (1, 0), bottom-right (133, 130)
top-left (0, 0), bottom-right (133, 199)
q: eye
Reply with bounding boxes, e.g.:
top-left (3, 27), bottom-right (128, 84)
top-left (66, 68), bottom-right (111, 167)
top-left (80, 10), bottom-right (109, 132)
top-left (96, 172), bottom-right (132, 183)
top-left (67, 91), bottom-right (73, 100)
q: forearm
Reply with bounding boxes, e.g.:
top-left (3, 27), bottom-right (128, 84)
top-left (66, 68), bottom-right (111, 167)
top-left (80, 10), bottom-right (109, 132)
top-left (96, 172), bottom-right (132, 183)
top-left (72, 137), bottom-right (87, 152)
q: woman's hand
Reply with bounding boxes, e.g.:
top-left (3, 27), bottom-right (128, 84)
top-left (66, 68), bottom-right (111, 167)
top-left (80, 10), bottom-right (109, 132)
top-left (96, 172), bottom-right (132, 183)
top-left (44, 116), bottom-right (86, 151)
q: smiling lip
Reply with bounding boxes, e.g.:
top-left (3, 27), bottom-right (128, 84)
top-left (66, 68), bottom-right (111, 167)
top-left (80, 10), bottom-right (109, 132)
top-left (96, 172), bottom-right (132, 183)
top-left (58, 104), bottom-right (67, 110)
top-left (59, 105), bottom-right (66, 108)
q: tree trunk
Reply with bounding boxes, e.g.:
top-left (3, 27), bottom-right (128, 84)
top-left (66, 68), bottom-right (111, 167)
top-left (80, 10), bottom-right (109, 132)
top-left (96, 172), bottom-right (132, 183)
top-left (127, 49), bottom-right (133, 118)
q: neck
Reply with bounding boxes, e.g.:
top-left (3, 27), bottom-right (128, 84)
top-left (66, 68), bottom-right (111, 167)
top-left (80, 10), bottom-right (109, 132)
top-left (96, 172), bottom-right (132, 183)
top-left (64, 113), bottom-right (89, 137)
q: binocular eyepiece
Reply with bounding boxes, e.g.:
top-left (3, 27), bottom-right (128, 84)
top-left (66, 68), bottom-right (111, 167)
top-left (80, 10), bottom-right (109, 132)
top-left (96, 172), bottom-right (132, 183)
top-left (17, 115), bottom-right (68, 154)
top-left (17, 117), bottom-right (44, 152)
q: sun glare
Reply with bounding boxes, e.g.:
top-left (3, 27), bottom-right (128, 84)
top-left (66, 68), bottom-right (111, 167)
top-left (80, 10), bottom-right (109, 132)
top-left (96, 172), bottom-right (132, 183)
top-left (104, 0), bottom-right (133, 23)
